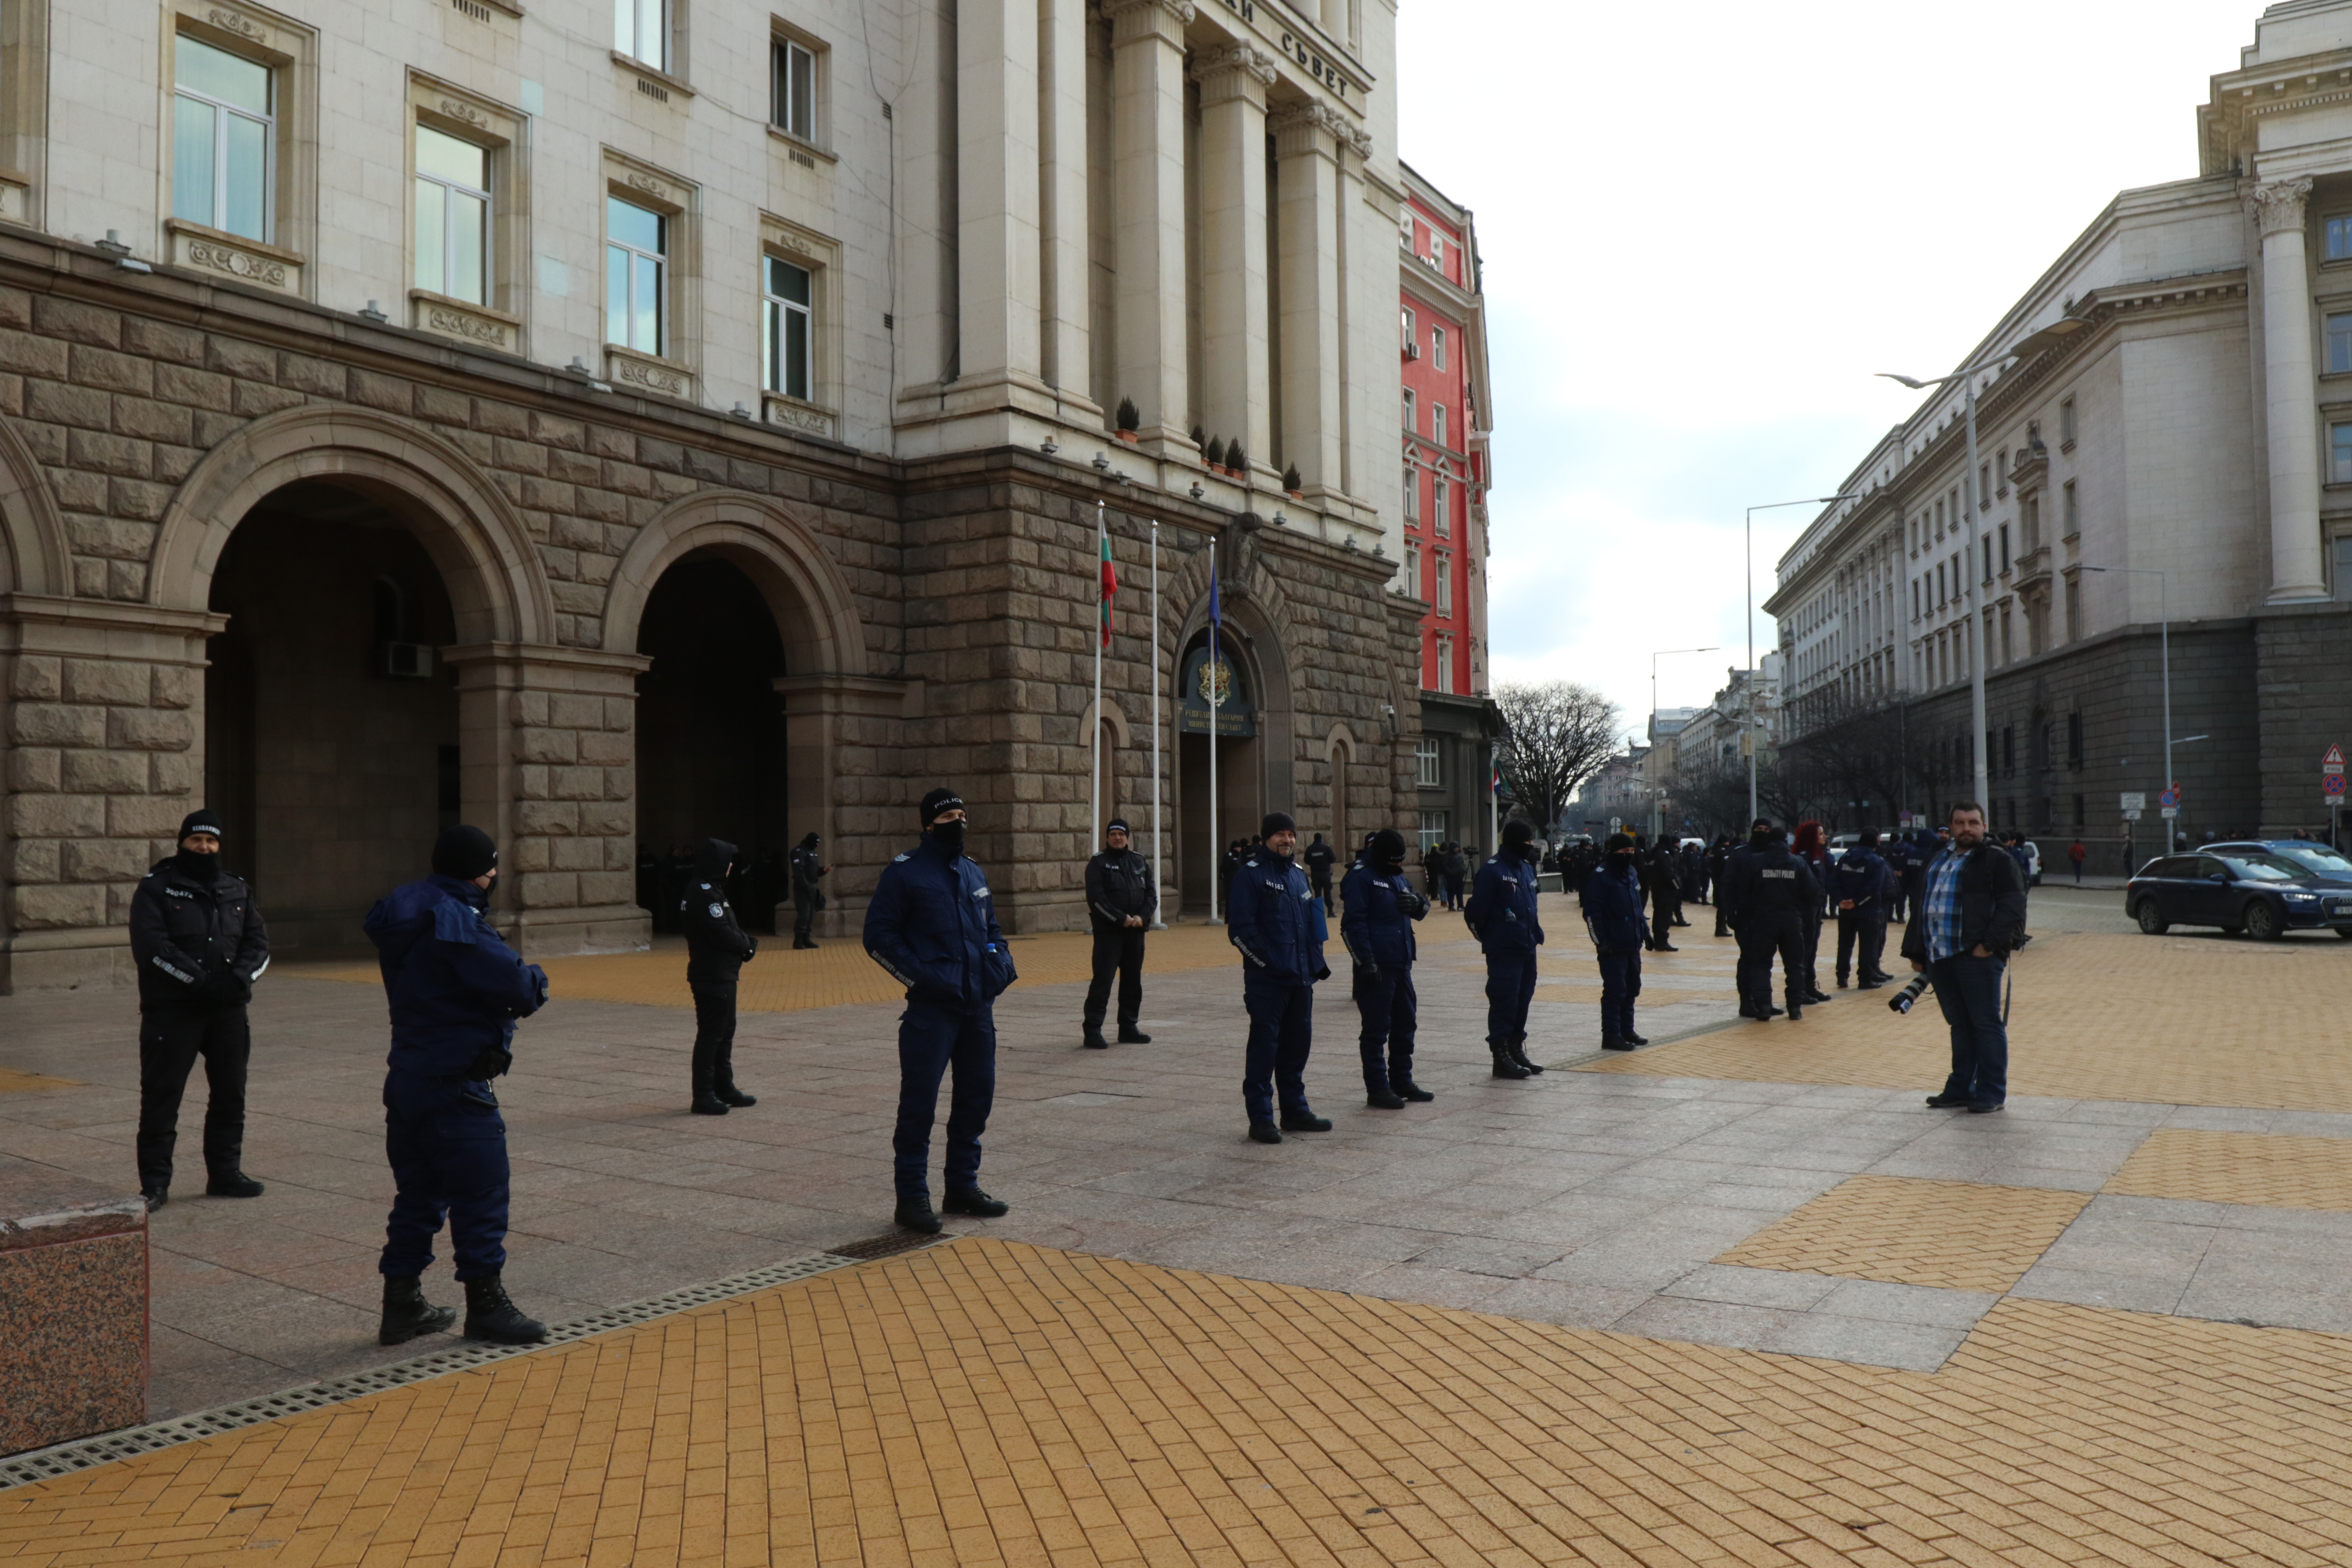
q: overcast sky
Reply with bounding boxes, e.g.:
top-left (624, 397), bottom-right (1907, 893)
top-left (1393, 0), bottom-right (2259, 741)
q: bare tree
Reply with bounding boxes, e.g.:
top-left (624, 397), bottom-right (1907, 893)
top-left (1494, 680), bottom-right (1623, 833)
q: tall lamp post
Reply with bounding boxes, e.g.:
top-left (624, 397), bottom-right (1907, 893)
top-left (1650, 646), bottom-right (1718, 838)
top-left (1746, 497), bottom-right (1861, 823)
top-left (1880, 313), bottom-right (2091, 822)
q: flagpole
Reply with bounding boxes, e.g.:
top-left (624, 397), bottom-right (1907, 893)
top-left (1207, 559), bottom-right (1222, 926)
top-left (1149, 519), bottom-right (1166, 931)
top-left (1093, 499), bottom-right (1106, 841)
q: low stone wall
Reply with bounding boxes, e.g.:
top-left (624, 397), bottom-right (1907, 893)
top-left (0, 1159), bottom-right (148, 1456)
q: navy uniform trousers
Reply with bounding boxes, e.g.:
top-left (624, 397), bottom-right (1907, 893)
top-left (381, 1069), bottom-right (511, 1282)
top-left (1737, 912), bottom-right (1808, 1011)
top-left (1352, 968), bottom-right (1417, 1093)
top-left (1242, 972), bottom-right (1314, 1124)
top-left (894, 998), bottom-right (996, 1200)
top-left (1596, 948), bottom-right (1642, 1040)
top-left (1484, 950), bottom-right (1539, 1048)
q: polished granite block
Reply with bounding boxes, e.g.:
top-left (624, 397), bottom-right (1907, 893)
top-left (0, 1161), bottom-right (148, 1456)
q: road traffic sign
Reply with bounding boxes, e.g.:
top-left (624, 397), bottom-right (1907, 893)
top-left (2122, 810), bottom-right (2143, 822)
top-left (2159, 787), bottom-right (2181, 809)
top-left (2327, 773), bottom-right (2348, 799)
top-left (2161, 807), bottom-right (2180, 820)
top-left (2328, 743), bottom-right (2346, 769)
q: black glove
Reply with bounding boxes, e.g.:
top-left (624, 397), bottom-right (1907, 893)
top-left (742, 937), bottom-right (759, 962)
top-left (1313, 962), bottom-right (1332, 983)
top-left (466, 1044), bottom-right (514, 1081)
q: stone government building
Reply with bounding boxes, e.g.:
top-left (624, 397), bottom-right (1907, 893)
top-left (0, 0), bottom-right (1435, 991)
top-left (1768, 0), bottom-right (2352, 851)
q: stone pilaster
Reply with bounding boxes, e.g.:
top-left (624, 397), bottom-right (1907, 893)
top-left (1109, 0), bottom-right (1195, 451)
top-left (1191, 45), bottom-right (1276, 482)
top-left (1273, 102), bottom-right (1345, 496)
top-left (955, 0), bottom-right (1047, 406)
top-left (2253, 177), bottom-right (2328, 603)
top-left (773, 671), bottom-right (919, 934)
top-left (1038, 0), bottom-right (1100, 420)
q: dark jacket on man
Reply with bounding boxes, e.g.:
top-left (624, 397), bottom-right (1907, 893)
top-left (1579, 859), bottom-right (1649, 952)
top-left (790, 838), bottom-right (826, 900)
top-left (1303, 836), bottom-right (1336, 887)
top-left (865, 834), bottom-right (1017, 1009)
top-left (130, 857), bottom-right (270, 1010)
top-left (1900, 842), bottom-right (2029, 963)
top-left (1339, 858), bottom-right (1427, 971)
top-left (1229, 851), bottom-right (1325, 984)
top-left (1465, 851), bottom-right (1544, 953)
top-left (1829, 847), bottom-right (1893, 916)
top-left (365, 875), bottom-right (549, 1080)
top-left (1729, 840), bottom-right (1822, 916)
top-left (1085, 845), bottom-right (1158, 930)
top-left (681, 837), bottom-right (757, 974)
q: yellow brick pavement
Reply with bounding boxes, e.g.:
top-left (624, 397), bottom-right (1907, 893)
top-left (1577, 928), bottom-right (2352, 1112)
top-left (2105, 1126), bottom-right (2352, 1212)
top-left (0, 1067), bottom-right (77, 1094)
top-left (1714, 1174), bottom-right (2093, 1294)
top-left (13, 1237), bottom-right (2352, 1567)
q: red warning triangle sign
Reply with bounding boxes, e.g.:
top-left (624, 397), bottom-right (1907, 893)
top-left (2328, 744), bottom-right (2346, 767)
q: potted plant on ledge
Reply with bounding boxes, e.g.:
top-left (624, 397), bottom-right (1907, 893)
top-left (1115, 397), bottom-right (1141, 444)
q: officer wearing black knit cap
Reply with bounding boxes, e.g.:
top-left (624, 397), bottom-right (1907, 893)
top-left (127, 808), bottom-right (272, 1210)
top-left (1081, 818), bottom-right (1156, 1050)
top-left (1340, 827), bottom-right (1432, 1107)
top-left (1464, 819), bottom-right (1546, 1078)
top-left (681, 837), bottom-right (757, 1115)
top-left (1226, 810), bottom-right (1331, 1142)
top-left (864, 787), bottom-right (1018, 1233)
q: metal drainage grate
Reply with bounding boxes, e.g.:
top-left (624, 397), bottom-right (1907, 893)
top-left (826, 1230), bottom-right (944, 1262)
top-left (0, 1250), bottom-right (856, 1492)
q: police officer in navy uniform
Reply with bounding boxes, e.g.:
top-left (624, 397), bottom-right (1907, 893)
top-left (1304, 832), bottom-right (1338, 916)
top-left (864, 787), bottom-right (1017, 1234)
top-left (789, 832), bottom-right (828, 949)
top-left (1727, 823), bottom-right (1821, 1021)
top-left (1340, 827), bottom-right (1432, 1108)
top-left (127, 808), bottom-right (272, 1211)
top-left (1466, 819), bottom-right (1546, 1079)
top-left (1227, 811), bottom-right (1331, 1143)
top-left (1081, 818), bottom-right (1156, 1050)
top-left (1580, 833), bottom-right (1648, 1050)
top-left (1830, 829), bottom-right (1895, 989)
top-left (682, 837), bottom-right (758, 1115)
top-left (366, 825), bottom-right (551, 1347)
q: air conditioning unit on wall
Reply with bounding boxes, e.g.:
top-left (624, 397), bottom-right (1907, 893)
top-left (1403, 343), bottom-right (1421, 360)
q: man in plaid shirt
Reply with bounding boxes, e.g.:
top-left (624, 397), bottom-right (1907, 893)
top-left (1900, 802), bottom-right (2029, 1113)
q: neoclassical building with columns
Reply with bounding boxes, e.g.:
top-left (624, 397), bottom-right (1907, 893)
top-left (0, 0), bottom-right (1432, 989)
top-left (1765, 0), bottom-right (2352, 846)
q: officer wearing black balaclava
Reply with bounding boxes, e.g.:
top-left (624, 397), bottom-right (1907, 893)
top-left (1465, 819), bottom-right (1546, 1078)
top-left (682, 837), bottom-right (758, 1115)
top-left (1081, 819), bottom-right (1157, 1050)
top-left (1341, 827), bottom-right (1432, 1106)
top-left (127, 808), bottom-right (272, 1211)
top-left (1727, 821), bottom-right (1821, 1021)
top-left (864, 787), bottom-right (1018, 1234)
top-left (789, 832), bottom-right (829, 949)
top-left (1579, 833), bottom-right (1648, 1050)
top-left (1227, 811), bottom-right (1331, 1142)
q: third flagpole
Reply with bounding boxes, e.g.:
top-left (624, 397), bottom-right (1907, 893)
top-left (1093, 499), bottom-right (1106, 838)
top-left (1207, 555), bottom-right (1222, 925)
top-left (1149, 518), bottom-right (1165, 930)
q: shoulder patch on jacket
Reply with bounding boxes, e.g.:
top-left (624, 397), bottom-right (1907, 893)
top-left (893, 853), bottom-right (910, 863)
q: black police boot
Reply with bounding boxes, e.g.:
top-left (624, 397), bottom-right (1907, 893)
top-left (462, 1272), bottom-right (548, 1344)
top-left (1624, 1031), bottom-right (1649, 1046)
top-left (1082, 1026), bottom-right (1110, 1050)
top-left (1656, 940), bottom-right (1679, 953)
top-left (1366, 1087), bottom-right (1407, 1109)
top-left (1601, 1036), bottom-right (1633, 1051)
top-left (690, 1094), bottom-right (730, 1115)
top-left (795, 935), bottom-right (819, 950)
top-left (1248, 1122), bottom-right (1283, 1144)
top-left (1738, 1001), bottom-right (1760, 1020)
top-left (1279, 1111), bottom-right (1333, 1132)
top-left (1837, 975), bottom-right (1850, 989)
top-left (1924, 1092), bottom-right (1971, 1109)
top-left (1784, 999), bottom-right (1804, 1021)
top-left (942, 1188), bottom-right (1009, 1217)
top-left (1117, 1027), bottom-right (1152, 1044)
top-left (715, 1084), bottom-right (757, 1108)
top-left (894, 1196), bottom-right (944, 1234)
top-left (1491, 1050), bottom-right (1531, 1080)
top-left (1393, 1079), bottom-right (1435, 1102)
top-left (140, 1185), bottom-right (168, 1213)
top-left (379, 1274), bottom-right (457, 1346)
top-left (206, 1170), bottom-right (264, 1198)
top-left (1510, 1041), bottom-right (1545, 1075)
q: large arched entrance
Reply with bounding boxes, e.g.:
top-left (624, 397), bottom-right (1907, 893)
top-left (203, 482), bottom-right (463, 952)
top-left (634, 555), bottom-right (791, 932)
top-left (1177, 632), bottom-right (1262, 913)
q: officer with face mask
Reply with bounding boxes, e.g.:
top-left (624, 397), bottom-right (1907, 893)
top-left (1727, 821), bottom-right (1822, 1021)
top-left (366, 825), bottom-right (551, 1348)
top-left (864, 788), bottom-right (1017, 1233)
top-left (682, 837), bottom-right (758, 1115)
top-left (1465, 819), bottom-right (1547, 1078)
top-left (789, 832), bottom-right (829, 949)
top-left (1340, 827), bottom-right (1432, 1107)
top-left (1579, 833), bottom-right (1648, 1050)
top-left (127, 808), bottom-right (272, 1211)
top-left (1227, 812), bottom-right (1331, 1143)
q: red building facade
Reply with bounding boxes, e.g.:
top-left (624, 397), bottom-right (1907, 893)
top-left (1397, 165), bottom-right (1491, 698)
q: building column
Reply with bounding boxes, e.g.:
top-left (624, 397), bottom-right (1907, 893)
top-left (1191, 45), bottom-right (1275, 478)
top-left (956, 0), bottom-right (1044, 397)
top-left (1038, 0), bottom-right (1097, 417)
top-left (1109, 0), bottom-right (1194, 449)
top-left (2254, 177), bottom-right (2328, 603)
top-left (1273, 102), bottom-right (1344, 496)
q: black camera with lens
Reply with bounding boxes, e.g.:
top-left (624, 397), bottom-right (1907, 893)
top-left (1887, 973), bottom-right (1932, 1014)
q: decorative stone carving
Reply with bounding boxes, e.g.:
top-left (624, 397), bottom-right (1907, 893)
top-left (2250, 177), bottom-right (2314, 238)
top-left (624, 171), bottom-right (670, 203)
top-left (1190, 44), bottom-right (1277, 96)
top-left (437, 97), bottom-right (488, 128)
top-left (606, 346), bottom-right (689, 397)
top-left (762, 396), bottom-right (838, 439)
top-left (410, 291), bottom-right (517, 351)
top-left (168, 224), bottom-right (301, 294)
top-left (1268, 100), bottom-right (1347, 150)
top-left (205, 7), bottom-right (264, 40)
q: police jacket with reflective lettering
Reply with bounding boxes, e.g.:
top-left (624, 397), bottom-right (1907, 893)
top-left (129, 858), bottom-right (270, 1011)
top-left (365, 874), bottom-right (549, 1078)
top-left (1228, 852), bottom-right (1325, 984)
top-left (863, 835), bottom-right (1016, 1009)
top-left (1730, 844), bottom-right (1821, 916)
top-left (1339, 860), bottom-right (1426, 970)
top-left (1466, 850), bottom-right (1546, 953)
top-left (1829, 848), bottom-right (1893, 915)
top-left (1084, 848), bottom-right (1158, 931)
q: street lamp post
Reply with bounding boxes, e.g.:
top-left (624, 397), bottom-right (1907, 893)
top-left (1650, 645), bottom-right (1718, 838)
top-left (1746, 498), bottom-right (1861, 824)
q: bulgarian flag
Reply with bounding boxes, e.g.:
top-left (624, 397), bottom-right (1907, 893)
top-left (1098, 526), bottom-right (1118, 648)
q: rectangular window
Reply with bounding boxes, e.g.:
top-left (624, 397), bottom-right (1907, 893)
top-left (1428, 232), bottom-right (1444, 268)
top-left (174, 35), bottom-right (274, 242)
top-left (2065, 577), bottom-right (2082, 643)
top-left (1431, 326), bottom-right (1446, 370)
top-left (1432, 404), bottom-right (1446, 447)
top-left (772, 38), bottom-right (815, 138)
top-left (2002, 726), bottom-right (2015, 774)
top-left (1937, 561), bottom-right (1946, 606)
top-left (1435, 634), bottom-right (1455, 693)
top-left (1402, 464), bottom-right (1418, 521)
top-left (761, 255), bottom-right (812, 399)
top-left (2067, 711), bottom-right (2084, 769)
top-left (1415, 738), bottom-right (1441, 787)
top-left (1417, 810), bottom-right (1447, 852)
top-left (1403, 540), bottom-right (1420, 599)
top-left (2331, 314), bottom-right (2352, 375)
top-left (1435, 551), bottom-right (1452, 615)
top-left (616, 0), bottom-right (667, 69)
top-left (1911, 579), bottom-right (1919, 619)
top-left (2331, 215), bottom-right (2352, 260)
top-left (1999, 523), bottom-right (2010, 573)
top-left (2335, 423), bottom-right (2352, 486)
top-left (1401, 388), bottom-right (1414, 432)
top-left (2060, 395), bottom-right (2077, 444)
top-left (606, 196), bottom-right (666, 354)
top-left (2336, 536), bottom-right (2352, 601)
top-left (1982, 536), bottom-right (1992, 583)
top-left (1400, 306), bottom-right (1414, 349)
top-left (1432, 476), bottom-right (1449, 536)
top-left (1399, 207), bottom-right (1414, 244)
top-left (1935, 496), bottom-right (1945, 536)
top-left (413, 125), bottom-right (489, 305)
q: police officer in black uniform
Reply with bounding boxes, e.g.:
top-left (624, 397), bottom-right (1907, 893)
top-left (1728, 823), bottom-right (1821, 1021)
top-left (127, 809), bottom-right (272, 1211)
top-left (682, 837), bottom-right (759, 1115)
top-left (1227, 812), bottom-right (1331, 1143)
top-left (1466, 819), bottom-right (1547, 1078)
top-left (1081, 818), bottom-right (1156, 1050)
top-left (1304, 833), bottom-right (1337, 916)
top-left (789, 832), bottom-right (828, 949)
top-left (1340, 827), bottom-right (1432, 1107)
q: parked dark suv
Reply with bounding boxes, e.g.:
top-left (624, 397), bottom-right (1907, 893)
top-left (2125, 848), bottom-right (2352, 940)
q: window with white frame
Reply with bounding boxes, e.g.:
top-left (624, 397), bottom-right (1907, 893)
top-left (413, 125), bottom-right (489, 305)
top-left (2336, 423), bottom-right (2352, 485)
top-left (2060, 395), bottom-right (2077, 444)
top-left (2062, 480), bottom-right (2079, 536)
top-left (1432, 475), bottom-right (1449, 536)
top-left (772, 37), bottom-right (816, 138)
top-left (761, 255), bottom-right (812, 399)
top-left (1431, 326), bottom-right (1446, 370)
top-left (1403, 540), bottom-right (1421, 599)
top-left (1415, 738), bottom-right (1441, 787)
top-left (174, 35), bottom-right (274, 242)
top-left (1398, 207), bottom-right (1413, 245)
top-left (1431, 404), bottom-right (1446, 447)
top-left (1418, 811), bottom-right (1447, 851)
top-left (1427, 231), bottom-right (1443, 269)
top-left (1434, 551), bottom-right (1452, 615)
top-left (2331, 215), bottom-right (2352, 261)
top-left (1402, 463), bottom-right (1418, 521)
top-left (1401, 388), bottom-right (1415, 431)
top-left (606, 196), bottom-right (666, 353)
top-left (1400, 305), bottom-right (1414, 349)
top-left (2331, 313), bottom-right (2352, 375)
top-left (616, 0), bottom-right (668, 70)
top-left (1435, 634), bottom-right (1455, 693)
